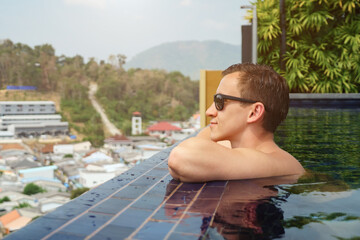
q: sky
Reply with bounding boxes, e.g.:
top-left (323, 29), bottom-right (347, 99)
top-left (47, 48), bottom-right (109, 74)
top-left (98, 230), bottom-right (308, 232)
top-left (0, 0), bottom-right (252, 62)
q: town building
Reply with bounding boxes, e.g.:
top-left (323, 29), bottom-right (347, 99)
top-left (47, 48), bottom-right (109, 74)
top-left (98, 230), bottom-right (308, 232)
top-left (0, 101), bottom-right (68, 138)
top-left (146, 121), bottom-right (182, 139)
top-left (131, 111), bottom-right (142, 135)
top-left (103, 134), bottom-right (133, 151)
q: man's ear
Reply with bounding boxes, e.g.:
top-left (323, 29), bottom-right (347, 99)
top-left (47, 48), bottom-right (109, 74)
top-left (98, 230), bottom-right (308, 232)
top-left (247, 103), bottom-right (265, 123)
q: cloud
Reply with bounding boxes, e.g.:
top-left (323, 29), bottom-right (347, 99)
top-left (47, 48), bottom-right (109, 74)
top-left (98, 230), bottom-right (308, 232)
top-left (180, 0), bottom-right (192, 6)
top-left (64, 0), bottom-right (107, 9)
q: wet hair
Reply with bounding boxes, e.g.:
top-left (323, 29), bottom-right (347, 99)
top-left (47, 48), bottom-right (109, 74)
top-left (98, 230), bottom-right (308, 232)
top-left (222, 63), bottom-right (290, 133)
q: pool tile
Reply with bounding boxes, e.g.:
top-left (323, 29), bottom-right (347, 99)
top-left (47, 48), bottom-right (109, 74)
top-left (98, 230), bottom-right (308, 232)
top-left (111, 207), bottom-right (153, 228)
top-left (44, 201), bottom-right (91, 220)
top-left (131, 192), bottom-right (166, 210)
top-left (146, 167), bottom-right (169, 177)
top-left (89, 197), bottom-right (132, 215)
top-left (133, 221), bottom-right (175, 240)
top-left (188, 199), bottom-right (219, 214)
top-left (146, 182), bottom-right (169, 196)
top-left (167, 191), bottom-right (197, 205)
top-left (94, 176), bottom-right (132, 190)
top-left (60, 212), bottom-right (112, 236)
top-left (177, 183), bottom-right (204, 192)
top-left (205, 181), bottom-right (228, 187)
top-left (113, 185), bottom-right (149, 199)
top-left (198, 186), bottom-right (225, 199)
top-left (4, 217), bottom-right (68, 240)
top-left (73, 187), bottom-right (115, 208)
top-left (167, 232), bottom-right (200, 240)
top-left (151, 205), bottom-right (187, 222)
top-left (90, 225), bottom-right (135, 240)
top-left (47, 232), bottom-right (86, 240)
top-left (130, 175), bottom-right (160, 187)
top-left (175, 213), bottom-right (212, 235)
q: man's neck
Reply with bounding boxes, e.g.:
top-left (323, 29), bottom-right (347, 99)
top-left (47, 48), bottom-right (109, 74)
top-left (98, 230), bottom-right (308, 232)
top-left (230, 128), bottom-right (275, 150)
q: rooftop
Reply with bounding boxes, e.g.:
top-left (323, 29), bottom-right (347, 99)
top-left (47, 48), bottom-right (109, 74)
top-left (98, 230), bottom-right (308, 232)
top-left (147, 122), bottom-right (182, 132)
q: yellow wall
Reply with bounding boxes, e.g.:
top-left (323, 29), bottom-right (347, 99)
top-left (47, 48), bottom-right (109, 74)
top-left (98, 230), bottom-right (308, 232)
top-left (199, 70), bottom-right (223, 128)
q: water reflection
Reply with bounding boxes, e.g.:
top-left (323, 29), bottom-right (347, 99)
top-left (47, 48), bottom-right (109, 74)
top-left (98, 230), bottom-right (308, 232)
top-left (163, 169), bottom-right (358, 239)
top-left (208, 177), bottom-right (294, 240)
top-left (164, 176), bottom-right (298, 239)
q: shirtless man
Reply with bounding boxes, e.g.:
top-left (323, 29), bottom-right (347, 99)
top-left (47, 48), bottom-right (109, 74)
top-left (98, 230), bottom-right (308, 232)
top-left (168, 63), bottom-right (304, 182)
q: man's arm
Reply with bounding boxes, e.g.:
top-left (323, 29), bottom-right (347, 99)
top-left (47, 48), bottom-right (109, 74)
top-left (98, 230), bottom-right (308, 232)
top-left (168, 128), bottom-right (304, 182)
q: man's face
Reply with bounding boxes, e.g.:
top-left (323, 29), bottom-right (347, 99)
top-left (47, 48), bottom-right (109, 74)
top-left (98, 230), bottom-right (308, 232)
top-left (206, 72), bottom-right (250, 144)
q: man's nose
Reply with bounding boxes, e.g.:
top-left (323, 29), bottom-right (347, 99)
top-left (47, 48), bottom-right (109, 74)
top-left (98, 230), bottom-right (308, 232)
top-left (206, 102), bottom-right (217, 117)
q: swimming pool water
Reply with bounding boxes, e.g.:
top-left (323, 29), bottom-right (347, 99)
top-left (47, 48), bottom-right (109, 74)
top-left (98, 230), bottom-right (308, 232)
top-left (271, 108), bottom-right (360, 239)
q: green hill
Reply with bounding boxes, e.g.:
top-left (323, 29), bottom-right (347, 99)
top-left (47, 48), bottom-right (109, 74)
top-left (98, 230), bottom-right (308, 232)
top-left (125, 40), bottom-right (241, 80)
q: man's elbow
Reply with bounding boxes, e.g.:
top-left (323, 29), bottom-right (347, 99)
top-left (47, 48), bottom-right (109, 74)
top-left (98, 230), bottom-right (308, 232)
top-left (168, 147), bottom-right (182, 176)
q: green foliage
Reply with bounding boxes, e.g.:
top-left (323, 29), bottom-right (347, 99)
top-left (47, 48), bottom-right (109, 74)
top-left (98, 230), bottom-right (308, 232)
top-left (70, 187), bottom-right (90, 199)
top-left (97, 69), bottom-right (199, 128)
top-left (61, 82), bottom-right (105, 147)
top-left (283, 212), bottom-right (360, 229)
top-left (23, 183), bottom-right (46, 195)
top-left (12, 202), bottom-right (32, 209)
top-left (63, 154), bottom-right (73, 158)
top-left (0, 196), bottom-right (10, 203)
top-left (254, 0), bottom-right (360, 93)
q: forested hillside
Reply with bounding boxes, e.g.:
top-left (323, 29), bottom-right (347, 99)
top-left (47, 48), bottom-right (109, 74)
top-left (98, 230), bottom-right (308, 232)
top-left (0, 39), bottom-right (199, 144)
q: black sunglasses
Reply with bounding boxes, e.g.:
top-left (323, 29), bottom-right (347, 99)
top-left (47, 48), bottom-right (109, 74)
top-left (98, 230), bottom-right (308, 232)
top-left (213, 93), bottom-right (258, 111)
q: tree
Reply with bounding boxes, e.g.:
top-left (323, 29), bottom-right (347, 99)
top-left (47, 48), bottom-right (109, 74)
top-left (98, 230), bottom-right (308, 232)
top-left (254, 0), bottom-right (360, 93)
top-left (70, 187), bottom-right (89, 199)
top-left (23, 183), bottom-right (46, 195)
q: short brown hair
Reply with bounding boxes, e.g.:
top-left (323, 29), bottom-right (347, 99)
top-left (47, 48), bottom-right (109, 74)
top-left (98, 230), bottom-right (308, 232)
top-left (222, 63), bottom-right (289, 133)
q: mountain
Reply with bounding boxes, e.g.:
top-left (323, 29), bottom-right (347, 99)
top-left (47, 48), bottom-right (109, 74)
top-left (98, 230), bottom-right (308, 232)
top-left (125, 40), bottom-right (241, 80)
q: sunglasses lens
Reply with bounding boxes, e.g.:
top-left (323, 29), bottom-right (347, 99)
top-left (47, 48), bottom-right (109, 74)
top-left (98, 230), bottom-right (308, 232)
top-left (214, 94), bottom-right (223, 110)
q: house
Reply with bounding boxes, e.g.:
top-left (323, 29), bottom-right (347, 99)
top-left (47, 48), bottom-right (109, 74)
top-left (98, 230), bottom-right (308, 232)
top-left (146, 121), bottom-right (182, 139)
top-left (82, 151), bottom-right (113, 164)
top-left (53, 144), bottom-right (73, 155)
top-left (18, 165), bottom-right (58, 180)
top-left (104, 135), bottom-right (133, 151)
top-left (79, 163), bottom-right (129, 188)
top-left (79, 170), bottom-right (116, 188)
top-left (0, 209), bottom-right (32, 234)
top-left (136, 143), bottom-right (167, 160)
top-left (73, 141), bottom-right (91, 152)
top-left (35, 192), bottom-right (70, 213)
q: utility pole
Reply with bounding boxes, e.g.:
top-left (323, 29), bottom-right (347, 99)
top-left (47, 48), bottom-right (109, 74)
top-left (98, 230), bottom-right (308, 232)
top-left (241, 5), bottom-right (257, 64)
top-left (280, 0), bottom-right (286, 71)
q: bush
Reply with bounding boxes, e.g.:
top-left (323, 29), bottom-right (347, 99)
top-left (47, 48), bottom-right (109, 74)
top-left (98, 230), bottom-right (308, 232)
top-left (23, 183), bottom-right (46, 195)
top-left (13, 202), bottom-right (32, 209)
top-left (0, 196), bottom-right (10, 203)
top-left (70, 187), bottom-right (89, 199)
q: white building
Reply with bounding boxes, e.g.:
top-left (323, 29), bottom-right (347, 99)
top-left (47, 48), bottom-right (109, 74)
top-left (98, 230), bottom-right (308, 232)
top-left (53, 144), bottom-right (74, 155)
top-left (73, 141), bottom-right (91, 152)
top-left (103, 135), bottom-right (133, 151)
top-left (131, 112), bottom-right (142, 135)
top-left (18, 165), bottom-right (57, 180)
top-left (0, 101), bottom-right (68, 137)
top-left (82, 151), bottom-right (113, 164)
top-left (0, 101), bottom-right (55, 116)
top-left (79, 162), bottom-right (128, 188)
top-left (0, 114), bottom-right (61, 131)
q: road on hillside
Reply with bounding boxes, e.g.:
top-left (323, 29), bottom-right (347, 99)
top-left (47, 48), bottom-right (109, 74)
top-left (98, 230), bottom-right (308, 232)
top-left (89, 83), bottom-right (122, 136)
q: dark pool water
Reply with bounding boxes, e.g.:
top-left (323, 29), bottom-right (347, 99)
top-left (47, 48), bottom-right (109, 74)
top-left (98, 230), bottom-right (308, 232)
top-left (272, 108), bottom-right (360, 239)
